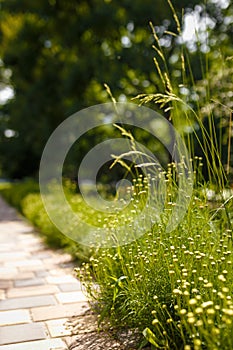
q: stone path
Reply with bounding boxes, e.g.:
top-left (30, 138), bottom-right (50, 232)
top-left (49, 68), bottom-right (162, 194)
top-left (0, 196), bottom-right (89, 350)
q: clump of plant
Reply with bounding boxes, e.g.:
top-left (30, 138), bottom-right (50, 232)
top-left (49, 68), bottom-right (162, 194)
top-left (76, 1), bottom-right (233, 349)
top-left (77, 158), bottom-right (232, 349)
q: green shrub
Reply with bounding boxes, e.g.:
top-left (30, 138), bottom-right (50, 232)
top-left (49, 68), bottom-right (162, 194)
top-left (0, 180), bottom-right (39, 212)
top-left (0, 180), bottom-right (91, 262)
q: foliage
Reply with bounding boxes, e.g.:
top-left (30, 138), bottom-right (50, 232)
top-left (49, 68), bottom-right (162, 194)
top-left (0, 180), bottom-right (39, 212)
top-left (1, 0), bottom-right (232, 178)
top-left (76, 173), bottom-right (233, 349)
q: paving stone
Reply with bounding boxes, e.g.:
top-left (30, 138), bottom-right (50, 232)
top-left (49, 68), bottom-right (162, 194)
top-left (0, 295), bottom-right (57, 310)
top-left (14, 277), bottom-right (45, 288)
top-left (19, 265), bottom-right (45, 272)
top-left (17, 236), bottom-right (39, 243)
top-left (7, 284), bottom-right (59, 298)
top-left (0, 309), bottom-right (31, 326)
top-left (0, 252), bottom-right (29, 262)
top-left (7, 226), bottom-right (33, 234)
top-left (46, 275), bottom-right (78, 284)
top-left (58, 282), bottom-right (83, 292)
top-left (0, 267), bottom-right (18, 279)
top-left (55, 291), bottom-right (88, 304)
top-left (26, 244), bottom-right (46, 252)
top-left (4, 259), bottom-right (43, 267)
top-left (0, 225), bottom-right (31, 235)
top-left (0, 290), bottom-right (5, 300)
top-left (33, 252), bottom-right (53, 259)
top-left (36, 270), bottom-right (49, 277)
top-left (59, 262), bottom-right (74, 269)
top-left (43, 255), bottom-right (72, 266)
top-left (11, 272), bottom-right (35, 280)
top-left (0, 243), bottom-right (15, 252)
top-left (49, 269), bottom-right (73, 276)
top-left (46, 318), bottom-right (71, 337)
top-left (0, 338), bottom-right (67, 350)
top-left (0, 280), bottom-right (13, 290)
top-left (31, 302), bottom-right (89, 321)
top-left (0, 322), bottom-right (47, 345)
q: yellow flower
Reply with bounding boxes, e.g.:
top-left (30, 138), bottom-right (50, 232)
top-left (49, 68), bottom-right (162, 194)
top-left (218, 274), bottom-right (226, 282)
top-left (187, 317), bottom-right (195, 324)
top-left (195, 307), bottom-right (203, 314)
top-left (201, 301), bottom-right (213, 308)
top-left (180, 309), bottom-right (187, 315)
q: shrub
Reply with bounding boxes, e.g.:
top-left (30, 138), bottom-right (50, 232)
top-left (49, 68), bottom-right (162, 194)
top-left (0, 180), bottom-right (91, 262)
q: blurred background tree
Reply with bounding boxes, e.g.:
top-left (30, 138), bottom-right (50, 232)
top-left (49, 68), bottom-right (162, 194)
top-left (0, 0), bottom-right (232, 179)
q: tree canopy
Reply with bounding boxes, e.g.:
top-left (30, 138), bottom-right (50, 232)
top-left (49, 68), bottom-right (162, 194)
top-left (0, 0), bottom-right (232, 179)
